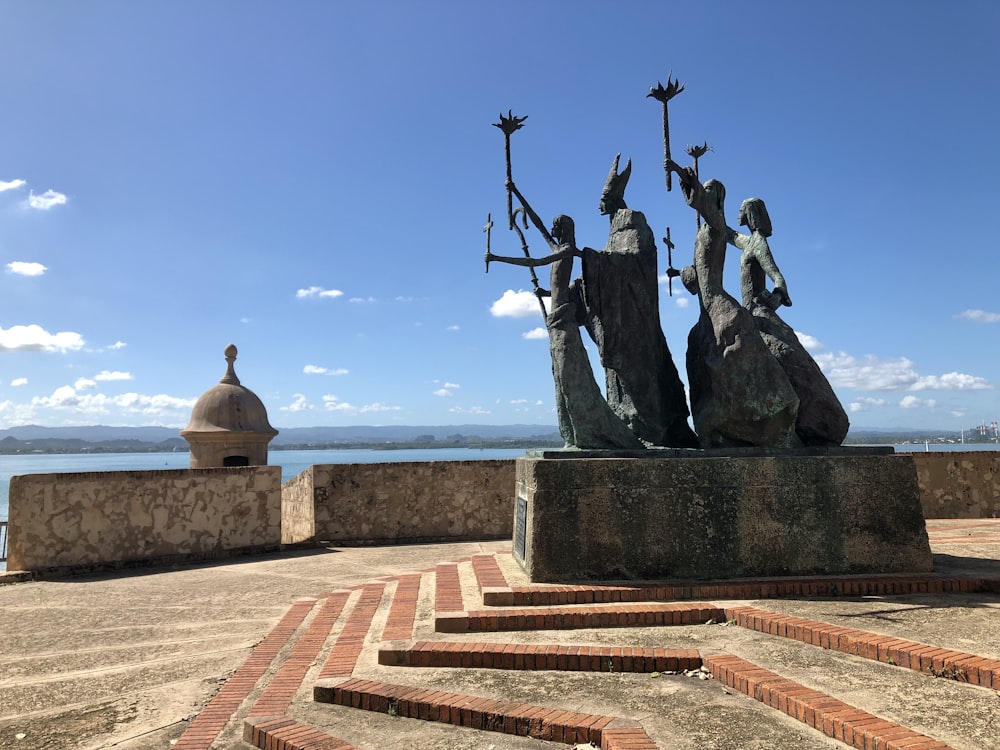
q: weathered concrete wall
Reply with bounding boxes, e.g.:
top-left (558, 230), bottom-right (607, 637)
top-left (911, 451), bottom-right (1000, 518)
top-left (283, 460), bottom-right (515, 545)
top-left (7, 466), bottom-right (281, 572)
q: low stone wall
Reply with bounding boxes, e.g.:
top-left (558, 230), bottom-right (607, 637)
top-left (282, 460), bottom-right (515, 545)
top-left (7, 466), bottom-right (281, 572)
top-left (911, 451), bottom-right (1000, 518)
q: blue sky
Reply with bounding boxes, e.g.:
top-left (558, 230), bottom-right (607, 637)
top-left (0, 1), bottom-right (997, 434)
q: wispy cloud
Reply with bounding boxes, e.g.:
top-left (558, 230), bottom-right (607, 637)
top-left (900, 395), bottom-right (936, 410)
top-left (446, 325), bottom-right (460, 331)
top-left (321, 395), bottom-right (401, 414)
top-left (0, 179), bottom-right (26, 192)
top-left (433, 381), bottom-right (461, 397)
top-left (0, 324), bottom-right (85, 353)
top-left (673, 296), bottom-right (690, 309)
top-left (26, 189), bottom-right (67, 210)
top-left (848, 396), bottom-right (887, 413)
top-left (349, 296), bottom-right (376, 304)
top-left (490, 289), bottom-right (547, 318)
top-left (108, 341), bottom-right (127, 350)
top-left (957, 309), bottom-right (1000, 323)
top-left (296, 286), bottom-right (344, 299)
top-left (448, 405), bottom-right (491, 415)
top-left (795, 332), bottom-right (822, 351)
top-left (10, 377), bottom-right (28, 387)
top-left (6, 261), bottom-right (47, 276)
top-left (815, 352), bottom-right (989, 392)
top-left (522, 327), bottom-right (547, 340)
top-left (304, 365), bottom-right (349, 375)
top-left (95, 370), bottom-right (133, 382)
top-left (280, 394), bottom-right (314, 412)
top-left (31, 386), bottom-right (195, 416)
top-left (910, 373), bottom-right (990, 391)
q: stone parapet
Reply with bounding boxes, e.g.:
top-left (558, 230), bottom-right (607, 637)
top-left (910, 450), bottom-right (1000, 518)
top-left (7, 466), bottom-right (281, 572)
top-left (282, 460), bottom-right (515, 545)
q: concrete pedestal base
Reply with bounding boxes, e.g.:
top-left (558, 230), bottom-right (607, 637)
top-left (513, 448), bottom-right (933, 583)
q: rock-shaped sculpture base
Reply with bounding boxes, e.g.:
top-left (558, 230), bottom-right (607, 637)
top-left (751, 306), bottom-right (849, 446)
top-left (686, 297), bottom-right (800, 448)
top-left (514, 449), bottom-right (933, 582)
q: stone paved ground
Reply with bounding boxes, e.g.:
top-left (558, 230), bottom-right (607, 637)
top-left (0, 519), bottom-right (998, 750)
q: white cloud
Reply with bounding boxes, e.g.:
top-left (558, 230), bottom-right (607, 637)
top-left (910, 372), bottom-right (990, 391)
top-left (522, 327), bottom-right (547, 340)
top-left (6, 261), bottom-right (47, 276)
top-left (108, 341), bottom-right (127, 350)
top-left (304, 365), bottom-right (348, 375)
top-left (448, 406), bottom-right (491, 415)
top-left (673, 296), bottom-right (690, 309)
top-left (281, 394), bottom-right (313, 412)
top-left (349, 296), bottom-right (376, 304)
top-left (95, 370), bottom-right (133, 382)
top-left (900, 395), bottom-right (936, 410)
top-left (446, 325), bottom-right (460, 331)
top-left (815, 352), bottom-right (988, 393)
top-left (433, 388), bottom-right (453, 397)
top-left (443, 382), bottom-right (460, 389)
top-left (0, 324), bottom-right (85, 352)
top-left (510, 399), bottom-right (530, 404)
top-left (27, 189), bottom-right (67, 210)
top-left (0, 179), bottom-right (26, 192)
top-left (957, 309), bottom-right (1000, 323)
top-left (31, 386), bottom-right (195, 416)
top-left (321, 395), bottom-right (401, 414)
top-left (795, 332), bottom-right (822, 351)
top-left (10, 377), bottom-right (27, 387)
top-left (296, 286), bottom-right (344, 299)
top-left (848, 397), bottom-right (886, 413)
top-left (490, 289), bottom-right (546, 318)
top-left (74, 378), bottom-right (97, 390)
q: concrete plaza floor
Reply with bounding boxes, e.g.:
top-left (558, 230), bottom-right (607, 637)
top-left (0, 519), bottom-right (998, 750)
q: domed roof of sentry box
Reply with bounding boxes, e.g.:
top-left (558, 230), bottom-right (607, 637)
top-left (181, 344), bottom-right (278, 436)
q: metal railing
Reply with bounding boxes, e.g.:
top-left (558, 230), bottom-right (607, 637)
top-left (0, 520), bottom-right (7, 563)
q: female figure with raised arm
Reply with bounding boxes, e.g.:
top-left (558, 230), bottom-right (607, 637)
top-left (666, 161), bottom-right (800, 448)
top-left (728, 198), bottom-right (849, 446)
top-left (486, 181), bottom-right (642, 450)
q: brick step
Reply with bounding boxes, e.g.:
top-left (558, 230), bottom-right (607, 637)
top-left (479, 573), bottom-right (995, 607)
top-left (704, 654), bottom-right (956, 749)
top-left (727, 605), bottom-right (1000, 688)
top-left (243, 717), bottom-right (357, 750)
top-left (314, 677), bottom-right (656, 748)
top-left (436, 602), bottom-right (726, 633)
top-left (378, 640), bottom-right (702, 673)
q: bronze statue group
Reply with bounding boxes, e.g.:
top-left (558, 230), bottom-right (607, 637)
top-left (484, 77), bottom-right (848, 451)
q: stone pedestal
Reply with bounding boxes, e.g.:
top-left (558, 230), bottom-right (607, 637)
top-left (513, 448), bottom-right (934, 582)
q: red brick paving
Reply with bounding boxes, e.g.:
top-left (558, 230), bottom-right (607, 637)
top-left (703, 653), bottom-right (957, 749)
top-left (381, 573), bottom-right (422, 641)
top-left (248, 591), bottom-right (351, 717)
top-left (318, 583), bottom-right (385, 679)
top-left (172, 598), bottom-right (316, 750)
top-left (175, 526), bottom-right (1000, 750)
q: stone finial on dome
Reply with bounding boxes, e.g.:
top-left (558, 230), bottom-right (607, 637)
top-left (220, 344), bottom-right (240, 385)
